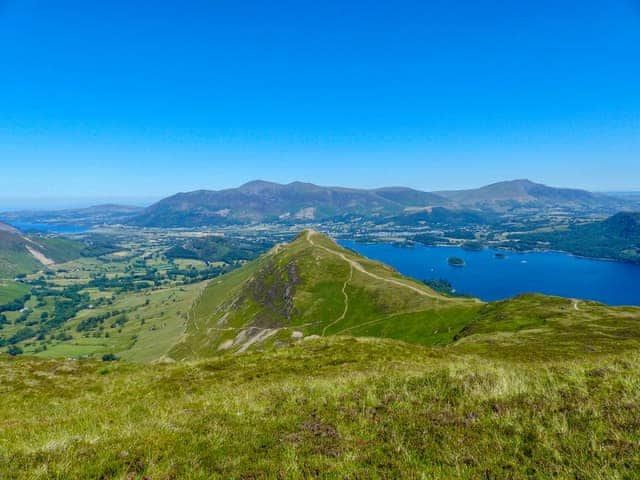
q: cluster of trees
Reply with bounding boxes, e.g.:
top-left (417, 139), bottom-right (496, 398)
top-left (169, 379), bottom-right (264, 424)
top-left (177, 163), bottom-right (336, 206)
top-left (46, 286), bottom-right (91, 329)
top-left (422, 278), bottom-right (470, 298)
top-left (165, 236), bottom-right (271, 263)
top-left (88, 274), bottom-right (154, 292)
top-left (165, 265), bottom-right (229, 284)
top-left (76, 309), bottom-right (127, 332)
top-left (509, 212), bottom-right (640, 263)
top-left (0, 293), bottom-right (31, 313)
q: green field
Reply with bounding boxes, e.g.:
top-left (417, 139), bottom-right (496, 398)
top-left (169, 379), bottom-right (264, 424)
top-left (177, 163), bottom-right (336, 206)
top-left (0, 229), bottom-right (236, 362)
top-left (0, 281), bottom-right (30, 304)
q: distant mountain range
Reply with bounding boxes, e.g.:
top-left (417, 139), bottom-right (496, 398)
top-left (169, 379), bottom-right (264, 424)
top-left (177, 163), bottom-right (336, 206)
top-left (435, 179), bottom-right (625, 211)
top-left (132, 180), bottom-right (451, 227)
top-left (132, 179), bottom-right (633, 227)
top-left (2, 179), bottom-right (635, 228)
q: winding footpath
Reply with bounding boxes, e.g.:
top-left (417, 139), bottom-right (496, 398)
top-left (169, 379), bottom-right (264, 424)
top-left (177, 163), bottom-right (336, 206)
top-left (322, 264), bottom-right (353, 336)
top-left (306, 230), bottom-right (452, 301)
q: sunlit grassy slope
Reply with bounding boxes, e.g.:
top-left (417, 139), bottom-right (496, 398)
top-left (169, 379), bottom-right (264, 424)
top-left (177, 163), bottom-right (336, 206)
top-left (0, 246), bottom-right (41, 277)
top-left (455, 294), bottom-right (640, 360)
top-left (3, 231), bottom-right (640, 478)
top-left (27, 280), bottom-right (206, 363)
top-left (0, 280), bottom-right (30, 304)
top-left (171, 230), bottom-right (640, 361)
top-left (171, 230), bottom-right (481, 359)
top-left (3, 337), bottom-right (640, 479)
top-left (0, 227), bottom-right (86, 277)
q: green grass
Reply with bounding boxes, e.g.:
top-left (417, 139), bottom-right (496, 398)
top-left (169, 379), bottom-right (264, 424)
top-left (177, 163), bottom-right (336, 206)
top-left (2, 337), bottom-right (640, 479)
top-left (175, 231), bottom-right (640, 361)
top-left (33, 236), bottom-right (86, 263)
top-left (1, 237), bottom-right (214, 362)
top-left (173, 231), bottom-right (479, 357)
top-left (0, 233), bottom-right (89, 277)
top-left (0, 248), bottom-right (41, 277)
top-left (3, 230), bottom-right (640, 478)
top-left (454, 294), bottom-right (640, 360)
top-left (18, 281), bottom-right (208, 362)
top-left (0, 280), bottom-right (30, 304)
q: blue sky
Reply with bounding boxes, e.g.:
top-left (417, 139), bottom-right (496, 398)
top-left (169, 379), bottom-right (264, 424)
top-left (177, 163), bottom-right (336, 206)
top-left (1, 0), bottom-right (639, 206)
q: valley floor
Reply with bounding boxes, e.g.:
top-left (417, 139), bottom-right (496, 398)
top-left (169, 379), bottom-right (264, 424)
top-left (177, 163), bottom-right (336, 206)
top-left (2, 337), bottom-right (640, 479)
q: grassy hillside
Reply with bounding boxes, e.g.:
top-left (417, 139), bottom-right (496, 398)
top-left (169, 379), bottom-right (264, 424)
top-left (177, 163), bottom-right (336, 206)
top-left (0, 224), bottom-right (41, 276)
top-left (0, 246), bottom-right (41, 277)
top-left (3, 337), bottom-right (640, 479)
top-left (171, 230), bottom-right (640, 361)
top-left (3, 230), bottom-right (640, 478)
top-left (0, 225), bottom-right (118, 278)
top-left (0, 280), bottom-right (30, 304)
top-left (170, 230), bottom-right (481, 358)
top-left (455, 294), bottom-right (640, 360)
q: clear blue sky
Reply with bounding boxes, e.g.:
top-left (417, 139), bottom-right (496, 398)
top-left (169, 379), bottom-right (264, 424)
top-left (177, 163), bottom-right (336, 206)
top-left (1, 0), bottom-right (639, 207)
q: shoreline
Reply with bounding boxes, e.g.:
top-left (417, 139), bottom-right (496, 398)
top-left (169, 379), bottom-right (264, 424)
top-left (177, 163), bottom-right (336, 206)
top-left (347, 239), bottom-right (640, 266)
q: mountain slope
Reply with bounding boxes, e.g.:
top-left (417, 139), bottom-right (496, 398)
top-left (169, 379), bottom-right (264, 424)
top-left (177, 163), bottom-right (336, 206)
top-left (170, 230), bottom-right (640, 360)
top-left (132, 179), bottom-right (630, 227)
top-left (170, 230), bottom-right (480, 358)
top-left (436, 179), bottom-right (624, 211)
top-left (0, 222), bottom-right (49, 276)
top-left (453, 293), bottom-right (640, 359)
top-left (133, 181), bottom-right (451, 226)
top-left (0, 222), bottom-right (89, 277)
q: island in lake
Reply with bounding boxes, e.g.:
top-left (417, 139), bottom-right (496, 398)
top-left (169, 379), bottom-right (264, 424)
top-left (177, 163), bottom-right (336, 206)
top-left (448, 256), bottom-right (465, 267)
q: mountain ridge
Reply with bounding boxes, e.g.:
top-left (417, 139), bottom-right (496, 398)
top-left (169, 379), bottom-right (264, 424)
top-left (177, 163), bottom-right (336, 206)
top-left (133, 179), bottom-right (629, 227)
top-left (435, 178), bottom-right (623, 210)
top-left (134, 181), bottom-right (452, 226)
top-left (170, 229), bottom-right (479, 358)
top-left (169, 229), bottom-right (640, 360)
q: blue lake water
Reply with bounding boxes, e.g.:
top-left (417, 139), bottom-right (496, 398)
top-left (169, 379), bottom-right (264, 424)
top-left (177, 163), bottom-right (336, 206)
top-left (8, 222), bottom-right (90, 234)
top-left (339, 240), bottom-right (640, 306)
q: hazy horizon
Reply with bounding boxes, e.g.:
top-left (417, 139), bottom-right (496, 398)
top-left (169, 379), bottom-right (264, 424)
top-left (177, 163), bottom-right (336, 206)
top-left (1, 177), bottom-right (638, 212)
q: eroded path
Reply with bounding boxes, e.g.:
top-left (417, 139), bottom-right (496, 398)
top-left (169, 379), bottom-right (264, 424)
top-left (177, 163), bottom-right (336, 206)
top-left (306, 230), bottom-right (454, 301)
top-left (322, 264), bottom-right (353, 336)
top-left (25, 245), bottom-right (54, 266)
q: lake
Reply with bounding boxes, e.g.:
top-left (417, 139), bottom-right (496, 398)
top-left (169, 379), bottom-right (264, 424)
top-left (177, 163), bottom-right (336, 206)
top-left (339, 240), bottom-right (640, 306)
top-left (8, 222), bottom-right (90, 234)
